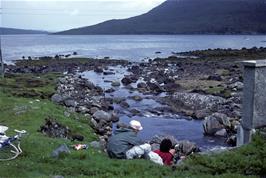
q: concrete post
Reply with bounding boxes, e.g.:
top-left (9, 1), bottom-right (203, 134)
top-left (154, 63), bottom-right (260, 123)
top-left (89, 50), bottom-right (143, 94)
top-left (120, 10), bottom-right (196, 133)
top-left (237, 60), bottom-right (266, 146)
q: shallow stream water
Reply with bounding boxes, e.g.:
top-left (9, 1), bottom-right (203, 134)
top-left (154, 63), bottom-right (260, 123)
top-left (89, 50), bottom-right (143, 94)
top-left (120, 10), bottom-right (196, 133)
top-left (80, 65), bottom-right (228, 150)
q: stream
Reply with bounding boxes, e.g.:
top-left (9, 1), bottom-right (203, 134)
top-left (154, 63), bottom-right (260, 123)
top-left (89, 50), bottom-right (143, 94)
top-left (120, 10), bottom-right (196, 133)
top-left (80, 65), bottom-right (228, 151)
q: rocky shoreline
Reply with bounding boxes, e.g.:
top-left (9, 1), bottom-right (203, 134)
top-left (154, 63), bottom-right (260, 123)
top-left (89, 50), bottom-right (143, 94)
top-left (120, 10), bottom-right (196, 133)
top-left (5, 47), bottom-right (266, 148)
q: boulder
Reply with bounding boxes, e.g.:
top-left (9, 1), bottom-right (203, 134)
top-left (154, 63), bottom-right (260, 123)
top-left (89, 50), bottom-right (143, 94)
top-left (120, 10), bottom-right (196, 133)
top-left (137, 82), bottom-right (147, 89)
top-left (64, 99), bottom-right (77, 107)
top-left (147, 82), bottom-right (164, 93)
top-left (77, 106), bottom-right (90, 114)
top-left (111, 81), bottom-right (121, 87)
top-left (120, 101), bottom-right (130, 108)
top-left (121, 76), bottom-right (132, 85)
top-left (84, 80), bottom-right (95, 90)
top-left (51, 94), bottom-right (64, 104)
top-left (211, 113), bottom-right (231, 127)
top-left (203, 115), bottom-right (224, 135)
top-left (105, 88), bottom-right (115, 93)
top-left (171, 92), bottom-right (226, 111)
top-left (214, 128), bottom-right (227, 137)
top-left (93, 110), bottom-right (112, 122)
top-left (111, 112), bottom-right (119, 122)
top-left (229, 82), bottom-right (244, 90)
top-left (175, 140), bottom-right (200, 156)
top-left (130, 95), bottom-right (143, 102)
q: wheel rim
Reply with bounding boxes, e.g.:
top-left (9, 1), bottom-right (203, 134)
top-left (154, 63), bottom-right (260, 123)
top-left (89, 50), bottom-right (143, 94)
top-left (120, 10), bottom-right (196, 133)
top-left (0, 143), bottom-right (19, 161)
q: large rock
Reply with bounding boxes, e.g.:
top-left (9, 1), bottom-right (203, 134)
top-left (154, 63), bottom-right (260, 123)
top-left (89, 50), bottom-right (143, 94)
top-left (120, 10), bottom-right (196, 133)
top-left (64, 99), bottom-right (77, 107)
top-left (175, 140), bottom-right (200, 156)
top-left (93, 110), bottom-right (112, 122)
top-left (203, 115), bottom-right (224, 135)
top-left (211, 113), bottom-right (231, 128)
top-left (171, 92), bottom-right (226, 111)
top-left (121, 76), bottom-right (133, 85)
top-left (137, 82), bottom-right (147, 89)
top-left (51, 94), bottom-right (64, 104)
top-left (229, 81), bottom-right (244, 90)
top-left (147, 81), bottom-right (165, 93)
top-left (111, 81), bottom-right (121, 87)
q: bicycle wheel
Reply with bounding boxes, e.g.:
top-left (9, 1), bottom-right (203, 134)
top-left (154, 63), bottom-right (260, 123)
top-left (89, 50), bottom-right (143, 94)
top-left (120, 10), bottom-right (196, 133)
top-left (0, 143), bottom-right (20, 161)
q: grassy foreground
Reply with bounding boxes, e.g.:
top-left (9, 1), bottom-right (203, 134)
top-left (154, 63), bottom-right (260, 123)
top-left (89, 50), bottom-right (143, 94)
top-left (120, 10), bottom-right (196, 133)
top-left (0, 73), bottom-right (265, 178)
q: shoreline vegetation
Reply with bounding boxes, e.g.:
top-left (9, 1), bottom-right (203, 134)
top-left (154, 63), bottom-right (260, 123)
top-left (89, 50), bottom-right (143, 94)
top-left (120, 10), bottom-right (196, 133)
top-left (0, 47), bottom-right (266, 177)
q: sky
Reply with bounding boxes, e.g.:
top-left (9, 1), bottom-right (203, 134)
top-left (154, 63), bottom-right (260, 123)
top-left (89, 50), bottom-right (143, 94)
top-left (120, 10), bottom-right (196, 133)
top-left (1, 0), bottom-right (166, 32)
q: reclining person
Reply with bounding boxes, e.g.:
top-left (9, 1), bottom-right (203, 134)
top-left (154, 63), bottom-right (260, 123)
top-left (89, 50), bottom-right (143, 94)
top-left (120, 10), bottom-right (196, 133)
top-left (107, 120), bottom-right (151, 159)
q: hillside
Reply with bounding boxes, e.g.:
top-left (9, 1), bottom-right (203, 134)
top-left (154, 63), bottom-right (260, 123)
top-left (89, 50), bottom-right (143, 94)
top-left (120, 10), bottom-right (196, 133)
top-left (55, 0), bottom-right (266, 35)
top-left (0, 27), bottom-right (47, 35)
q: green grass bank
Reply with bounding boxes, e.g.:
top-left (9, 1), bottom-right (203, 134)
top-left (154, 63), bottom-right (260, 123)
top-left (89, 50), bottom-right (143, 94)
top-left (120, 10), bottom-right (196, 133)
top-left (0, 73), bottom-right (265, 178)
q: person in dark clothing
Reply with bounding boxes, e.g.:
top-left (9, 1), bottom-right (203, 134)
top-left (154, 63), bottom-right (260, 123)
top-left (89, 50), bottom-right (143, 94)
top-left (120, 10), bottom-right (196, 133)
top-left (153, 139), bottom-right (175, 166)
top-left (107, 120), bottom-right (144, 159)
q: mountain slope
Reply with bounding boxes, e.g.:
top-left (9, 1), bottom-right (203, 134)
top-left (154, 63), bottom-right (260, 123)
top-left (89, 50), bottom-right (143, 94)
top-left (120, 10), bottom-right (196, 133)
top-left (55, 0), bottom-right (266, 35)
top-left (0, 27), bottom-right (47, 35)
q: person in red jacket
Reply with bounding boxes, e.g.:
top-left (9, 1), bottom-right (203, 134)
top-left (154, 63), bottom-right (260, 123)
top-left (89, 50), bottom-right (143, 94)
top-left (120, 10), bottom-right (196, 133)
top-left (153, 139), bottom-right (175, 166)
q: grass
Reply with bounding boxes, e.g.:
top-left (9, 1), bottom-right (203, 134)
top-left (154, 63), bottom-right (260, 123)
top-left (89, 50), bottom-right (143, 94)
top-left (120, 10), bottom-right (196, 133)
top-left (0, 73), bottom-right (265, 178)
top-left (0, 73), bottom-right (61, 99)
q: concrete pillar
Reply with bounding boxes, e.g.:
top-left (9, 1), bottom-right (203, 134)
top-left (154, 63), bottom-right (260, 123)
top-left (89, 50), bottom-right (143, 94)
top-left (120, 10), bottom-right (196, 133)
top-left (237, 60), bottom-right (266, 146)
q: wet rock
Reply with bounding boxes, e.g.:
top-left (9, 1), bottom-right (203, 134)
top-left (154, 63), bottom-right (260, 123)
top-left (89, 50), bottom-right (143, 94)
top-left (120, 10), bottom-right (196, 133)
top-left (120, 101), bottom-right (130, 108)
top-left (130, 65), bottom-right (140, 74)
top-left (113, 97), bottom-right (126, 104)
top-left (111, 81), bottom-right (121, 87)
top-left (194, 109), bottom-right (211, 119)
top-left (130, 95), bottom-right (143, 102)
top-left (121, 76), bottom-right (132, 85)
top-left (203, 115), bottom-right (224, 135)
top-left (226, 135), bottom-right (237, 146)
top-left (211, 112), bottom-right (231, 128)
top-left (105, 88), bottom-right (115, 93)
top-left (103, 71), bottom-right (115, 75)
top-left (147, 81), bottom-right (164, 93)
top-left (93, 110), bottom-right (112, 122)
top-left (83, 80), bottom-right (95, 90)
top-left (130, 108), bottom-right (141, 116)
top-left (111, 112), bottom-right (119, 122)
top-left (214, 128), bottom-right (227, 137)
top-left (137, 82), bottom-right (147, 89)
top-left (175, 140), bottom-right (200, 156)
